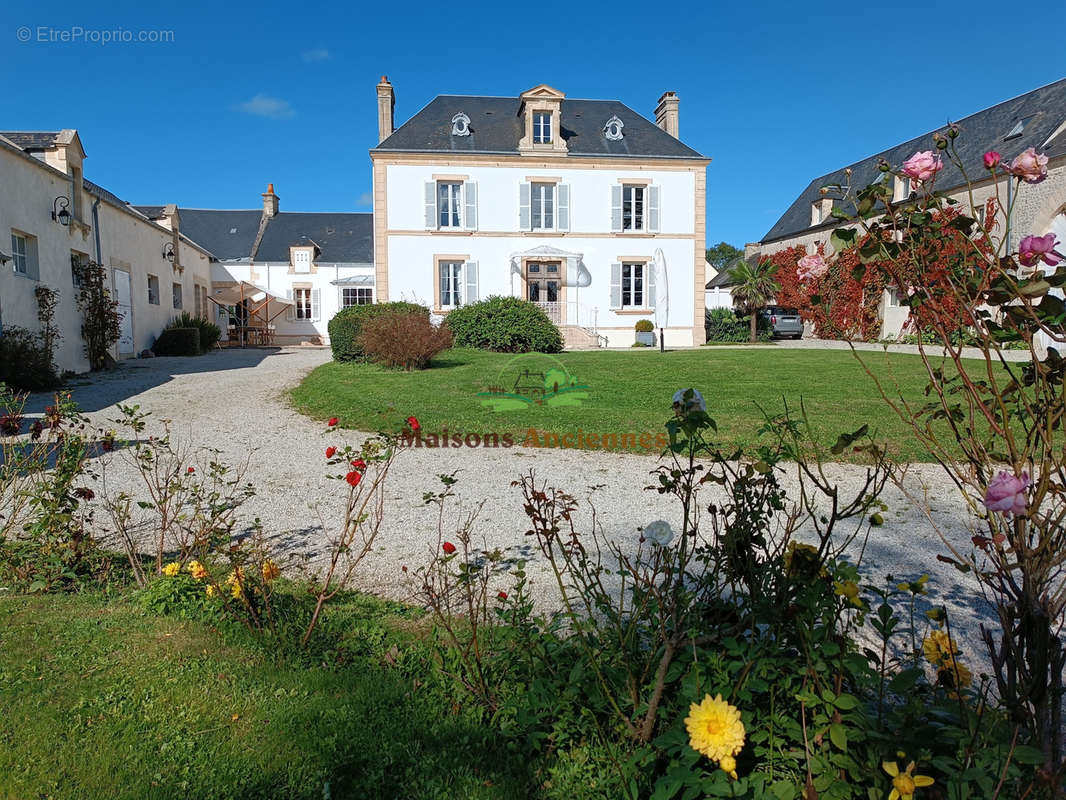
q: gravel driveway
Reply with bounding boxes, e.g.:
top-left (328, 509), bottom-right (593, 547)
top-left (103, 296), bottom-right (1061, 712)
top-left (32, 346), bottom-right (995, 666)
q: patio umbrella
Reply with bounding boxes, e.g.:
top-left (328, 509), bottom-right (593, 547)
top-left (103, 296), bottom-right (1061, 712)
top-left (652, 248), bottom-right (669, 352)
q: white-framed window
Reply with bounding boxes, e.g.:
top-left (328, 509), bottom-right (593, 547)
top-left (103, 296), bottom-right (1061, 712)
top-left (894, 176), bottom-right (911, 202)
top-left (622, 185), bottom-right (645, 231)
top-left (292, 248), bottom-right (313, 273)
top-left (439, 261), bottom-right (463, 308)
top-left (532, 182), bottom-right (555, 230)
top-left (886, 288), bottom-right (902, 308)
top-left (71, 251), bottom-right (88, 288)
top-left (11, 232), bottom-right (31, 276)
top-left (622, 262), bottom-right (645, 308)
top-left (294, 288), bottom-right (313, 319)
top-left (342, 286), bottom-right (373, 307)
top-left (533, 112), bottom-right (552, 144)
top-left (172, 282), bottom-right (183, 310)
top-left (438, 182), bottom-right (462, 228)
top-left (147, 274), bottom-right (160, 305)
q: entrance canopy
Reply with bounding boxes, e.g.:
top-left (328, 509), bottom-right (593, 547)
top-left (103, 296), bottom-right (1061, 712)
top-left (208, 281), bottom-right (294, 325)
top-left (330, 275), bottom-right (374, 287)
top-left (508, 244), bottom-right (591, 288)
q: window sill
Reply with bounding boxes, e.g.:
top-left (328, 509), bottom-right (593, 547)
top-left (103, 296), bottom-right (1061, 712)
top-left (430, 229), bottom-right (473, 235)
top-left (612, 308), bottom-right (655, 315)
top-left (11, 271), bottom-right (39, 281)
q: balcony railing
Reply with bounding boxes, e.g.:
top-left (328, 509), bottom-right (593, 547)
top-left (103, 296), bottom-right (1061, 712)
top-left (533, 301), bottom-right (599, 332)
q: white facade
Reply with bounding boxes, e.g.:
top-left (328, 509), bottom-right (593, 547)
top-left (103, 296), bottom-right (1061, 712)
top-left (376, 160), bottom-right (706, 347)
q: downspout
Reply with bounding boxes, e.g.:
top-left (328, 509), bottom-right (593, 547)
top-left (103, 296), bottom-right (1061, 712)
top-left (92, 197), bottom-right (102, 263)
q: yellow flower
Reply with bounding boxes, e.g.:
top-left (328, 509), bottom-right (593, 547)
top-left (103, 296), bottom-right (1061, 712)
top-left (186, 560), bottom-right (208, 580)
top-left (937, 657), bottom-right (973, 690)
top-left (783, 542), bottom-right (825, 579)
top-left (261, 560), bottom-right (280, 582)
top-left (225, 569), bottom-right (246, 600)
top-left (684, 694), bottom-right (745, 764)
top-left (883, 761), bottom-right (934, 800)
top-left (834, 580), bottom-right (862, 607)
top-left (896, 574), bottom-right (929, 595)
top-left (206, 584), bottom-right (218, 597)
top-left (162, 562), bottom-right (181, 577)
top-left (719, 754), bottom-right (738, 780)
top-left (922, 630), bottom-right (958, 665)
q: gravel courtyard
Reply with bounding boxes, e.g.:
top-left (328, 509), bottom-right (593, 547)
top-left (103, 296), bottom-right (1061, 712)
top-left (38, 346), bottom-right (994, 660)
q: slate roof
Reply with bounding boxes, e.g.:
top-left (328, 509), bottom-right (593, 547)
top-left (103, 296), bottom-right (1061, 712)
top-left (705, 255), bottom-right (758, 289)
top-left (83, 178), bottom-right (131, 210)
top-left (0, 131), bottom-right (61, 150)
top-left (134, 205), bottom-right (166, 220)
top-left (374, 95), bottom-right (705, 160)
top-left (256, 212), bottom-right (373, 263)
top-left (174, 209), bottom-right (265, 262)
top-left (762, 77), bottom-right (1066, 244)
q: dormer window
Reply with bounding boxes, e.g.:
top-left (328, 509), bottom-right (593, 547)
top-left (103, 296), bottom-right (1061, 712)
top-left (604, 115), bottom-right (624, 141)
top-left (291, 246), bottom-right (314, 273)
top-left (533, 112), bottom-right (552, 144)
top-left (451, 112), bottom-right (471, 137)
top-left (1004, 115), bottom-right (1035, 140)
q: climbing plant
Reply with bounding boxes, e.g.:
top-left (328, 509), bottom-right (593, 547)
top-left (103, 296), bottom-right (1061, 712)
top-left (74, 259), bottom-right (121, 370)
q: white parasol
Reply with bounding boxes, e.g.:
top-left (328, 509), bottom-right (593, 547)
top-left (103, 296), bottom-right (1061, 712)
top-left (653, 248), bottom-right (669, 350)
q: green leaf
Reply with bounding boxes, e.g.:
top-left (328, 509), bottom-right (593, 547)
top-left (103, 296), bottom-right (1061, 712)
top-left (831, 424), bottom-right (869, 454)
top-left (829, 723), bottom-right (848, 751)
top-left (833, 693), bottom-right (858, 710)
top-left (1012, 745), bottom-right (1046, 765)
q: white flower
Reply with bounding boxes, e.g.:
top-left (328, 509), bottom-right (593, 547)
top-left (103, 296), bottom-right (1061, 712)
top-left (672, 388), bottom-right (706, 413)
top-left (643, 520), bottom-right (674, 547)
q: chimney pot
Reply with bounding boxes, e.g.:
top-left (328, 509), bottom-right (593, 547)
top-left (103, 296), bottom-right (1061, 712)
top-left (262, 183), bottom-right (279, 218)
top-left (654, 91), bottom-right (680, 139)
top-left (377, 76), bottom-right (395, 144)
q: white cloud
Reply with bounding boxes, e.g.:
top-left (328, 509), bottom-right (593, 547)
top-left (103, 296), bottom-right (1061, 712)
top-left (358, 191), bottom-right (373, 206)
top-left (302, 47), bottom-right (331, 62)
top-left (235, 94), bottom-right (295, 119)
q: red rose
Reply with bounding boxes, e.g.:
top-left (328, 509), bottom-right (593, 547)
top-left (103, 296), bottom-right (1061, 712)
top-left (325, 446), bottom-right (337, 458)
top-left (442, 541), bottom-right (456, 554)
top-left (187, 467), bottom-right (195, 474)
top-left (345, 470), bottom-right (362, 487)
top-left (497, 591), bottom-right (508, 601)
top-left (328, 417), bottom-right (339, 427)
top-left (351, 458), bottom-right (366, 470)
top-left (406, 416), bottom-right (420, 431)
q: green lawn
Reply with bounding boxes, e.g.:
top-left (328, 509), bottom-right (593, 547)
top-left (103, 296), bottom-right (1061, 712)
top-left (0, 592), bottom-right (535, 800)
top-left (290, 347), bottom-right (976, 462)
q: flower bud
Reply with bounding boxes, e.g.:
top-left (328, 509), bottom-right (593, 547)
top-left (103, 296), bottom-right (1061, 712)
top-left (934, 134), bottom-right (948, 150)
top-left (983, 150), bottom-right (1002, 170)
top-left (878, 159), bottom-right (890, 173)
top-left (948, 123), bottom-right (959, 139)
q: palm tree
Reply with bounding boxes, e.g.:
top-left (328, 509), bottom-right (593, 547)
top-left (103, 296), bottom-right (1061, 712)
top-left (730, 259), bottom-right (780, 342)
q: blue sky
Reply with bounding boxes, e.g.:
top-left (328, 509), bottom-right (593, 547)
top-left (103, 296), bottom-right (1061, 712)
top-left (1, 0), bottom-right (1059, 247)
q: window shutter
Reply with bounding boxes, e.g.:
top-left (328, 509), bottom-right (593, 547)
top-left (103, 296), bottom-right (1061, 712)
top-left (557, 184), bottom-right (570, 232)
top-left (464, 261), bottom-right (478, 305)
top-left (463, 181), bottom-right (478, 231)
top-left (285, 288), bottom-right (294, 321)
top-left (647, 264), bottom-right (656, 308)
top-left (648, 185), bottom-right (661, 233)
top-left (610, 262), bottom-right (622, 308)
top-left (519, 182), bottom-right (531, 230)
top-left (610, 185), bottom-right (623, 232)
top-left (311, 288), bottom-right (321, 321)
top-left (424, 182), bottom-right (436, 229)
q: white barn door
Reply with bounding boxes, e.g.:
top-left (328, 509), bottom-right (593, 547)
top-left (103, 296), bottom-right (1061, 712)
top-left (114, 268), bottom-right (134, 356)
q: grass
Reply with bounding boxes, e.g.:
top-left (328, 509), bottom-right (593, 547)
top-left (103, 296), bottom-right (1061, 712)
top-left (290, 347), bottom-right (993, 462)
top-left (0, 590), bottom-right (536, 800)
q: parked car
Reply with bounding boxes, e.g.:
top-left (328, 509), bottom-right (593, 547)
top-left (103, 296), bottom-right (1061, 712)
top-left (760, 306), bottom-right (803, 339)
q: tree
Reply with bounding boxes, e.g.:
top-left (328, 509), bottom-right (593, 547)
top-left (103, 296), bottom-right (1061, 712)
top-left (730, 259), bottom-right (780, 342)
top-left (705, 241), bottom-right (743, 273)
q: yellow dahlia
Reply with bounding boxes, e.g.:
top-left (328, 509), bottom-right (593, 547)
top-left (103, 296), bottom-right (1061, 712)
top-left (261, 560), bottom-right (280, 582)
top-left (922, 630), bottom-right (958, 665)
top-left (834, 580), bottom-right (862, 607)
top-left (883, 761), bottom-right (933, 800)
top-left (162, 562), bottom-right (181, 577)
top-left (719, 754), bottom-right (738, 780)
top-left (206, 584), bottom-right (218, 597)
top-left (684, 694), bottom-right (745, 764)
top-left (937, 657), bottom-right (973, 690)
top-left (186, 560), bottom-right (208, 580)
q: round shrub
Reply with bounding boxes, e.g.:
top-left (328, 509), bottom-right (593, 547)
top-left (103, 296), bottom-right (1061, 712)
top-left (634, 319), bottom-right (655, 333)
top-left (328, 302), bottom-right (429, 361)
top-left (444, 296), bottom-right (563, 353)
top-left (152, 327), bottom-right (200, 357)
top-left (357, 311), bottom-right (452, 370)
top-left (0, 326), bottom-right (60, 391)
top-left (166, 312), bottom-right (221, 352)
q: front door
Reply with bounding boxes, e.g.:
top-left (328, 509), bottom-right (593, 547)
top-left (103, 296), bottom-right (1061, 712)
top-left (526, 262), bottom-right (561, 322)
top-left (113, 268), bottom-right (134, 356)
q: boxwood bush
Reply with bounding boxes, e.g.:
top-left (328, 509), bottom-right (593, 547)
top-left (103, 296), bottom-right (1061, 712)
top-left (444, 296), bottom-right (562, 353)
top-left (151, 327), bottom-right (200, 357)
top-left (328, 302), bottom-right (429, 361)
top-left (167, 312), bottom-right (221, 352)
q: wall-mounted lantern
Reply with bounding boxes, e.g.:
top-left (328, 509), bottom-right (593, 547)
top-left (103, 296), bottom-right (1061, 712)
top-left (52, 196), bottom-right (71, 226)
top-left (163, 243), bottom-right (176, 263)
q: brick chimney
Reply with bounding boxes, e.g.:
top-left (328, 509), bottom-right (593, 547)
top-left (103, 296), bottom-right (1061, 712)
top-left (377, 76), bottom-right (395, 144)
top-left (655, 91), bottom-right (680, 139)
top-left (262, 183), bottom-right (279, 218)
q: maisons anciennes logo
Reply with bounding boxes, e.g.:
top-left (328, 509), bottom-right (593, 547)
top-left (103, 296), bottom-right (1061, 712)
top-left (477, 353), bottom-right (590, 412)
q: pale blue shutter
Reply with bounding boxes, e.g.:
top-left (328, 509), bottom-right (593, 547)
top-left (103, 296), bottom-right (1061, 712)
top-left (424, 182), bottom-right (436, 229)
top-left (463, 182), bottom-right (478, 231)
top-left (610, 185), bottom-right (623, 232)
top-left (285, 288), bottom-right (294, 321)
top-left (311, 288), bottom-right (321, 321)
top-left (464, 261), bottom-right (478, 305)
top-left (610, 263), bottom-right (622, 308)
top-left (648, 185), bottom-right (661, 233)
top-left (519, 182), bottom-right (531, 230)
top-left (557, 184), bottom-right (570, 232)
top-left (647, 264), bottom-right (656, 308)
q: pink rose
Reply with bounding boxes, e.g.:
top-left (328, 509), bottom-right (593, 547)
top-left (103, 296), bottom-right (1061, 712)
top-left (983, 151), bottom-right (1002, 170)
top-left (901, 151), bottom-right (943, 186)
top-left (1018, 234), bottom-right (1063, 268)
top-left (984, 471), bottom-right (1030, 516)
top-left (1008, 147), bottom-right (1048, 184)
top-left (796, 253), bottom-right (828, 282)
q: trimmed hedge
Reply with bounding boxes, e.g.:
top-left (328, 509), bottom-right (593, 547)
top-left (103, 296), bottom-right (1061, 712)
top-left (444, 296), bottom-right (562, 353)
top-left (0, 326), bottom-right (60, 391)
top-left (328, 302), bottom-right (429, 361)
top-left (152, 327), bottom-right (200, 357)
top-left (167, 312), bottom-right (221, 352)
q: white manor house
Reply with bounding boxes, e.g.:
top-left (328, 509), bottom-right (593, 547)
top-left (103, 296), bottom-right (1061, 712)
top-left (0, 79), bottom-right (710, 373)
